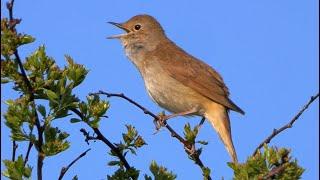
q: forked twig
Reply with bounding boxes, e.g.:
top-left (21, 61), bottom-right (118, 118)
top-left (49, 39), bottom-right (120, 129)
top-left (58, 148), bottom-right (91, 180)
top-left (253, 93), bottom-right (319, 156)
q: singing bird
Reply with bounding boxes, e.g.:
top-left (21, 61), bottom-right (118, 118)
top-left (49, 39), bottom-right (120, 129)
top-left (108, 15), bottom-right (244, 162)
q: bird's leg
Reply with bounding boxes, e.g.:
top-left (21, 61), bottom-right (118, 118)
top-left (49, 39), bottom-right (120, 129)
top-left (195, 117), bottom-right (206, 131)
top-left (155, 108), bottom-right (198, 130)
top-left (164, 108), bottom-right (198, 120)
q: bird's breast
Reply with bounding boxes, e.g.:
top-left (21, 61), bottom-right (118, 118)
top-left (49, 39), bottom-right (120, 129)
top-left (123, 42), bottom-right (209, 115)
top-left (141, 60), bottom-right (207, 115)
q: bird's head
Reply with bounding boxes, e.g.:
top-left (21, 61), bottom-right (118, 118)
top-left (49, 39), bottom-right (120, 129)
top-left (108, 14), bottom-right (166, 48)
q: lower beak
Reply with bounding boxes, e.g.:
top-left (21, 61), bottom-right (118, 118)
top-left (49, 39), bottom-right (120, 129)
top-left (107, 22), bottom-right (130, 39)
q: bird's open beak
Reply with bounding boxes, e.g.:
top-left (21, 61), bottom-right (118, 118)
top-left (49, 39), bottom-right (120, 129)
top-left (107, 22), bottom-right (130, 39)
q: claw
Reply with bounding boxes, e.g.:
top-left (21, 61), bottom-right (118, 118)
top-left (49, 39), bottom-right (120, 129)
top-left (184, 144), bottom-right (196, 155)
top-left (153, 112), bottom-right (168, 131)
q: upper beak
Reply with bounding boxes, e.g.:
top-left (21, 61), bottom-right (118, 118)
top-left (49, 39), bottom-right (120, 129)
top-left (107, 22), bottom-right (130, 39)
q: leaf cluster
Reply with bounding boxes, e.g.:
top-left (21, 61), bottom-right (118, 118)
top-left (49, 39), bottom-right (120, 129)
top-left (2, 12), bottom-right (89, 178)
top-left (144, 161), bottom-right (177, 180)
top-left (2, 46), bottom-right (88, 149)
top-left (107, 125), bottom-right (147, 179)
top-left (2, 156), bottom-right (32, 180)
top-left (228, 145), bottom-right (304, 180)
top-left (183, 123), bottom-right (211, 179)
top-left (183, 123), bottom-right (208, 154)
top-left (1, 18), bottom-right (34, 59)
top-left (73, 95), bottom-right (109, 128)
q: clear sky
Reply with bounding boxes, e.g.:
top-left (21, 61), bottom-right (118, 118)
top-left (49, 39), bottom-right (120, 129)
top-left (1, 0), bottom-right (319, 179)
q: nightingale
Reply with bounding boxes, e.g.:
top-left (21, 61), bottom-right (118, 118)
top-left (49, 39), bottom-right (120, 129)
top-left (108, 14), bottom-right (244, 162)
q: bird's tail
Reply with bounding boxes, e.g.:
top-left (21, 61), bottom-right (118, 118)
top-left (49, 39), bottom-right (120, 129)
top-left (204, 103), bottom-right (238, 163)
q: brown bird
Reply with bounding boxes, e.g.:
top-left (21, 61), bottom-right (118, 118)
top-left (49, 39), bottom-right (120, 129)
top-left (108, 14), bottom-right (244, 162)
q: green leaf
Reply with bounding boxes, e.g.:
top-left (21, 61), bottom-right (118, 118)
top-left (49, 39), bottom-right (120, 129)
top-left (183, 123), bottom-right (198, 144)
top-left (4, 98), bottom-right (32, 141)
top-left (229, 145), bottom-right (304, 180)
top-left (24, 165), bottom-right (32, 178)
top-left (79, 102), bottom-right (87, 114)
top-left (122, 133), bottom-right (132, 144)
top-left (37, 104), bottom-right (46, 117)
top-left (107, 167), bottom-right (139, 180)
top-left (128, 147), bottom-right (136, 155)
top-left (149, 160), bottom-right (176, 180)
top-left (1, 78), bottom-right (10, 84)
top-left (70, 118), bottom-right (81, 123)
top-left (202, 167), bottom-right (211, 180)
top-left (134, 136), bottom-right (147, 148)
top-left (197, 140), bottom-right (208, 145)
top-left (42, 126), bottom-right (70, 156)
top-left (84, 96), bottom-right (110, 128)
top-left (88, 117), bottom-right (100, 128)
top-left (2, 155), bottom-right (32, 179)
top-left (108, 161), bottom-right (120, 166)
top-left (46, 89), bottom-right (58, 101)
top-left (65, 55), bottom-right (88, 87)
top-left (20, 35), bottom-right (35, 45)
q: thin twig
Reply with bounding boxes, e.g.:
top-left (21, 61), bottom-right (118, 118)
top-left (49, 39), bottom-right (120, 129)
top-left (11, 141), bottom-right (18, 161)
top-left (91, 91), bottom-right (212, 180)
top-left (6, 1), bottom-right (44, 179)
top-left (80, 129), bottom-right (98, 144)
top-left (93, 127), bottom-right (132, 169)
top-left (24, 142), bottom-right (33, 166)
top-left (7, 0), bottom-right (14, 20)
top-left (196, 117), bottom-right (206, 131)
top-left (58, 148), bottom-right (91, 180)
top-left (24, 128), bottom-right (34, 166)
top-left (253, 93), bottom-right (319, 156)
top-left (70, 108), bottom-right (132, 171)
top-left (263, 165), bottom-right (286, 179)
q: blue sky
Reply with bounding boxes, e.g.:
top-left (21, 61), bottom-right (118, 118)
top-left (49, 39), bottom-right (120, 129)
top-left (1, 0), bottom-right (319, 179)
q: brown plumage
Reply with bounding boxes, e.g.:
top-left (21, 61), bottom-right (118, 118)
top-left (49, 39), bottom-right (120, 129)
top-left (151, 40), bottom-right (245, 115)
top-left (108, 14), bottom-right (244, 162)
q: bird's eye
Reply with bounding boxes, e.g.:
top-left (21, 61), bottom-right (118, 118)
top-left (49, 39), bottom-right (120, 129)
top-left (134, 24), bottom-right (141, 30)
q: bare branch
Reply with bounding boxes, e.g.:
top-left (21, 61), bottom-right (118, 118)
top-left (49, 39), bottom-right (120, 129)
top-left (253, 93), bottom-right (319, 156)
top-left (24, 128), bottom-right (34, 166)
top-left (24, 142), bottom-right (33, 166)
top-left (90, 91), bottom-right (189, 147)
top-left (262, 165), bottom-right (286, 180)
top-left (58, 148), bottom-right (91, 180)
top-left (80, 128), bottom-right (98, 144)
top-left (91, 90), bottom-right (212, 180)
top-left (196, 117), bottom-right (206, 131)
top-left (11, 141), bottom-right (18, 161)
top-left (70, 108), bottom-right (132, 172)
top-left (6, 0), bottom-right (21, 30)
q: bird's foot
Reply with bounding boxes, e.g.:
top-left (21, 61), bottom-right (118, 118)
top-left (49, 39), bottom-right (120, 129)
top-left (153, 109), bottom-right (199, 133)
top-left (153, 111), bottom-right (168, 131)
top-left (184, 143), bottom-right (196, 156)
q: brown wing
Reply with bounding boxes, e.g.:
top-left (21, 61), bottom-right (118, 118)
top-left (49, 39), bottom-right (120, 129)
top-left (153, 40), bottom-right (245, 114)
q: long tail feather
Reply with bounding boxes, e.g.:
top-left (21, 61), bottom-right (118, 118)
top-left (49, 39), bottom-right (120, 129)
top-left (205, 103), bottom-right (238, 162)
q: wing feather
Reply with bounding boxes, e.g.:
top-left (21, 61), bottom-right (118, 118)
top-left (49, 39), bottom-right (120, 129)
top-left (153, 41), bottom-right (244, 114)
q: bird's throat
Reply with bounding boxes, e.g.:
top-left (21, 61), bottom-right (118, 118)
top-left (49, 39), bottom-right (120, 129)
top-left (123, 41), bottom-right (146, 67)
